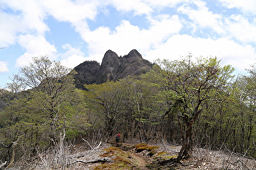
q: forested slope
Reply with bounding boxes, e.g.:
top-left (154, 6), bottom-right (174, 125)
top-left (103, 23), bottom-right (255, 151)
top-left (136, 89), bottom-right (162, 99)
top-left (0, 50), bottom-right (255, 169)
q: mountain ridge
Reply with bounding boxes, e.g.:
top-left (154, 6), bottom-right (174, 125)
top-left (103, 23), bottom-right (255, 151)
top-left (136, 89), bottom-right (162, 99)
top-left (73, 49), bottom-right (153, 89)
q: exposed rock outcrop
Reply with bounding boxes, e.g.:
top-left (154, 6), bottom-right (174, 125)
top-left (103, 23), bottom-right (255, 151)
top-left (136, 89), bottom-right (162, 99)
top-left (73, 61), bottom-right (101, 89)
top-left (96, 50), bottom-right (121, 84)
top-left (73, 49), bottom-right (153, 88)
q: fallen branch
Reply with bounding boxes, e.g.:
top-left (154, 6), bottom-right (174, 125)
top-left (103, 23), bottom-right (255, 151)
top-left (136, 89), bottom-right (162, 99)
top-left (82, 138), bottom-right (102, 150)
top-left (94, 141), bottom-right (102, 150)
top-left (0, 161), bottom-right (7, 169)
top-left (69, 158), bottom-right (110, 166)
top-left (82, 138), bottom-right (93, 150)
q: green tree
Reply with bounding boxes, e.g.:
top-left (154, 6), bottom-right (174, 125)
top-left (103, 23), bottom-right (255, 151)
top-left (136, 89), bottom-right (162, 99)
top-left (0, 57), bottom-right (88, 164)
top-left (12, 57), bottom-right (76, 141)
top-left (84, 76), bottom-right (166, 142)
top-left (84, 81), bottom-right (125, 139)
top-left (155, 57), bottom-right (234, 160)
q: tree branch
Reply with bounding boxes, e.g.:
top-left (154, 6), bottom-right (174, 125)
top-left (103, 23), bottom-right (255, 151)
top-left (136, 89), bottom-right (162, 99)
top-left (68, 158), bottom-right (110, 166)
top-left (0, 161), bottom-right (7, 169)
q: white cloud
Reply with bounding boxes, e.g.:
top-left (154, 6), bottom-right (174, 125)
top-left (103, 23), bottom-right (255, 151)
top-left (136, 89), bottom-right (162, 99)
top-left (0, 61), bottom-right (8, 72)
top-left (178, 0), bottom-right (224, 33)
top-left (0, 0), bottom-right (98, 48)
top-left (1, 0), bottom-right (48, 34)
top-left (16, 34), bottom-right (57, 67)
top-left (106, 0), bottom-right (188, 15)
top-left (60, 44), bottom-right (86, 68)
top-left (0, 12), bottom-right (20, 47)
top-left (219, 0), bottom-right (256, 14)
top-left (145, 35), bottom-right (256, 70)
top-left (0, 0), bottom-right (48, 47)
top-left (225, 15), bottom-right (256, 43)
top-left (143, 0), bottom-right (188, 8)
top-left (73, 8), bottom-right (256, 71)
top-left (106, 0), bottom-right (152, 15)
top-left (41, 0), bottom-right (98, 23)
top-left (1, 0), bottom-right (256, 73)
top-left (77, 15), bottom-right (183, 62)
top-left (176, 1), bottom-right (256, 45)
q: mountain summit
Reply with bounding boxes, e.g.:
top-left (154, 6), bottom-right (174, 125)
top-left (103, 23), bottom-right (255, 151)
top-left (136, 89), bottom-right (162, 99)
top-left (73, 49), bottom-right (153, 89)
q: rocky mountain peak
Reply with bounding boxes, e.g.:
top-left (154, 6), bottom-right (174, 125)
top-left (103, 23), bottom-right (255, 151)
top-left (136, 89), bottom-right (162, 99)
top-left (126, 49), bottom-right (142, 59)
top-left (105, 49), bottom-right (118, 56)
top-left (101, 50), bottom-right (120, 68)
top-left (73, 49), bottom-right (153, 89)
top-left (73, 61), bottom-right (100, 89)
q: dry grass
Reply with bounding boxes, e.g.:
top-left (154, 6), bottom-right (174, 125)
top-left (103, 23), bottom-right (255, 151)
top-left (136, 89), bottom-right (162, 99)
top-left (9, 142), bottom-right (256, 170)
top-left (188, 147), bottom-right (256, 170)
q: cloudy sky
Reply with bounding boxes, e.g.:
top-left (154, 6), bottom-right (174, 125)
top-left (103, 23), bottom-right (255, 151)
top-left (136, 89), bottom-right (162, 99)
top-left (0, 0), bottom-right (256, 87)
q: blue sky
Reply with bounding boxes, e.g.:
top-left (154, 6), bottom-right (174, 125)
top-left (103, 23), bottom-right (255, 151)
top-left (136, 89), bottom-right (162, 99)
top-left (0, 0), bottom-right (256, 88)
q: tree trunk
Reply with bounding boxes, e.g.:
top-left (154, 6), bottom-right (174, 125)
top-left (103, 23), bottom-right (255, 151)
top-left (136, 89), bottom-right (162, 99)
top-left (58, 129), bottom-right (66, 168)
top-left (177, 122), bottom-right (193, 161)
top-left (6, 136), bottom-right (21, 169)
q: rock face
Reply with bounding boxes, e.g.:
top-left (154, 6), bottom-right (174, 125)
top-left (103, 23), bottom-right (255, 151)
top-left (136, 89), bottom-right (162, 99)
top-left (96, 50), bottom-right (121, 84)
top-left (74, 61), bottom-right (100, 89)
top-left (73, 49), bottom-right (153, 88)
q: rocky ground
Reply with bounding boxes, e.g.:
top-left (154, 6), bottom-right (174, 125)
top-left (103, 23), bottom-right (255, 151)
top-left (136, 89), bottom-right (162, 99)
top-left (12, 142), bottom-right (256, 170)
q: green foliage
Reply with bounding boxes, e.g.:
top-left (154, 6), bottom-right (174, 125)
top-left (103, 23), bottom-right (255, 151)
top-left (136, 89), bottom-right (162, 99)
top-left (1, 55), bottom-right (256, 167)
top-left (83, 76), bottom-right (167, 141)
top-left (0, 57), bottom-right (90, 164)
top-left (153, 56), bottom-right (235, 159)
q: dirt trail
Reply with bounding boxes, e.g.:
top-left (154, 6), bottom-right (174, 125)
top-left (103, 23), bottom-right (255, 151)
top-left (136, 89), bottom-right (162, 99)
top-left (30, 142), bottom-right (256, 169)
top-left (92, 143), bottom-right (256, 170)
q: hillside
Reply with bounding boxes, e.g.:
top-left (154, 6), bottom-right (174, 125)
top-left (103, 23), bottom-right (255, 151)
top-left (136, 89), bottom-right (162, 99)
top-left (0, 53), bottom-right (256, 170)
top-left (0, 89), bottom-right (13, 111)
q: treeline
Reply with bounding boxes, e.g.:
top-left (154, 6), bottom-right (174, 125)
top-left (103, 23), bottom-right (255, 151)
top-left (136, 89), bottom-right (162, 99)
top-left (0, 56), bottom-right (255, 166)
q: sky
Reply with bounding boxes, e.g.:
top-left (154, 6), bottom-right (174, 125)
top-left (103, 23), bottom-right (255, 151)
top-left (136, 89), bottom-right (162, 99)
top-left (0, 0), bottom-right (256, 88)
